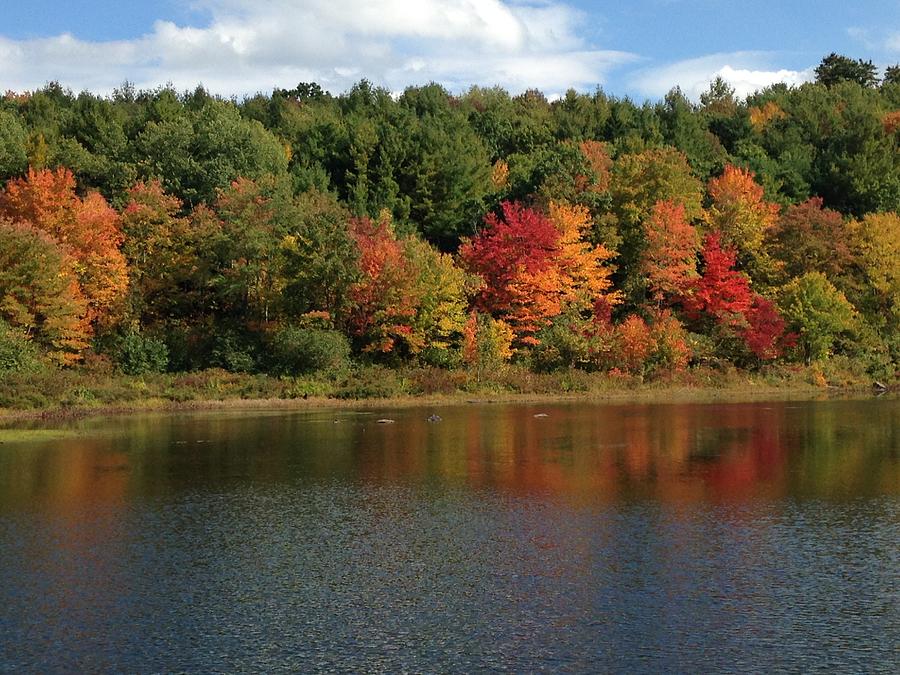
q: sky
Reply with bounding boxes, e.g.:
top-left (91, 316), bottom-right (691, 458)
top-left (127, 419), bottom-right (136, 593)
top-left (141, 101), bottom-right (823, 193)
top-left (0, 0), bottom-right (898, 101)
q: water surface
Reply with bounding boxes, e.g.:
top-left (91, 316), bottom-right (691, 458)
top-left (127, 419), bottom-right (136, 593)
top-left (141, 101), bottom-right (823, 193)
top-left (1, 398), bottom-right (897, 672)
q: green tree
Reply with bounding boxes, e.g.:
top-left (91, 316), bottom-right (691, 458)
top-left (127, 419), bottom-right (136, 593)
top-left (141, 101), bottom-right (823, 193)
top-left (779, 272), bottom-right (857, 362)
top-left (883, 65), bottom-right (900, 88)
top-left (280, 190), bottom-right (359, 321)
top-left (0, 110), bottom-right (28, 180)
top-left (135, 99), bottom-right (288, 206)
top-left (815, 53), bottom-right (879, 88)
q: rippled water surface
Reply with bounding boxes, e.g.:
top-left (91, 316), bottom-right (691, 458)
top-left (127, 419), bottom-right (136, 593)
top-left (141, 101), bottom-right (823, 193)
top-left (1, 398), bottom-right (898, 672)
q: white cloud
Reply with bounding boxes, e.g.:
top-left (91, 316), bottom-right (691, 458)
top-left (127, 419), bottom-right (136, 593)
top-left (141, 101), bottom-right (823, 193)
top-left (0, 0), bottom-right (637, 96)
top-left (848, 26), bottom-right (900, 57)
top-left (630, 52), bottom-right (815, 101)
top-left (887, 31), bottom-right (900, 53)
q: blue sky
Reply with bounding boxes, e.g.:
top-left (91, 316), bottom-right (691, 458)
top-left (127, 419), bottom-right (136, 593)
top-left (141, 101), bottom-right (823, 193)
top-left (1, 0), bottom-right (898, 100)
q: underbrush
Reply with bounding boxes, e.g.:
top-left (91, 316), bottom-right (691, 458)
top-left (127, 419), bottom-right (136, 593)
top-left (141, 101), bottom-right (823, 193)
top-left (0, 359), bottom-right (886, 413)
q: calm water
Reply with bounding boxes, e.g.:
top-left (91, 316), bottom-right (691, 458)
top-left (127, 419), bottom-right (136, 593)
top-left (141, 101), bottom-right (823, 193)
top-left (0, 398), bottom-right (897, 672)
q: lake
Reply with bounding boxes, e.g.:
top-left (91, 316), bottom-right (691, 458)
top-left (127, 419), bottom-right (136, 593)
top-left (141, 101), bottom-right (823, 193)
top-left (0, 398), bottom-right (897, 672)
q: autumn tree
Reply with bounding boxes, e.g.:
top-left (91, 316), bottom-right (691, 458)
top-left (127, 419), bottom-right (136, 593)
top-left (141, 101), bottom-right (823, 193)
top-left (347, 212), bottom-right (419, 354)
top-left (607, 147), bottom-right (704, 303)
top-left (769, 197), bottom-right (855, 283)
top-left (0, 167), bottom-right (128, 326)
top-left (683, 233), bottom-right (785, 362)
top-left (404, 236), bottom-right (472, 359)
top-left (0, 219), bottom-right (91, 364)
top-left (548, 201), bottom-right (617, 313)
top-left (462, 201), bottom-right (560, 319)
top-left (851, 212), bottom-right (900, 332)
top-left (347, 217), bottom-right (470, 359)
top-left (462, 311), bottom-right (514, 377)
top-left (640, 200), bottom-right (699, 304)
top-left (462, 201), bottom-right (615, 347)
top-left (707, 165), bottom-right (780, 283)
top-left (683, 233), bottom-right (754, 329)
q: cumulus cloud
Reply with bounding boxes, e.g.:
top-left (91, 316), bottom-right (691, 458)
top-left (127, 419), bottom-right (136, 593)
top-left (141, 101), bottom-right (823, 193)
top-left (0, 0), bottom-right (637, 96)
top-left (630, 52), bottom-right (815, 101)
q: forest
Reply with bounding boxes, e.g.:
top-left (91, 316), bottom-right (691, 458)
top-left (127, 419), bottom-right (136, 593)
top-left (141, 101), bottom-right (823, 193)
top-left (0, 53), bottom-right (897, 399)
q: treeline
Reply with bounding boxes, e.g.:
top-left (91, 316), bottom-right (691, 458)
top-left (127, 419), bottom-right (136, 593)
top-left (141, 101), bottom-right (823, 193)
top-left (0, 53), bottom-right (897, 382)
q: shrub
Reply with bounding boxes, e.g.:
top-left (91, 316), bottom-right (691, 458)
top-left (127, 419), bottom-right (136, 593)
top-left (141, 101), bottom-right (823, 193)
top-left (530, 313), bottom-right (592, 372)
top-left (462, 312), bottom-right (514, 380)
top-left (648, 311), bottom-right (692, 374)
top-left (335, 365), bottom-right (408, 399)
top-left (209, 330), bottom-right (259, 373)
top-left (268, 325), bottom-right (351, 376)
top-left (117, 331), bottom-right (169, 375)
top-left (0, 320), bottom-right (45, 374)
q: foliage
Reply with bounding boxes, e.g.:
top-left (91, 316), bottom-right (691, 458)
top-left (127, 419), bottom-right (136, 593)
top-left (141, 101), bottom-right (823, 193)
top-left (779, 272), bottom-right (857, 362)
top-left (347, 212), bottom-right (419, 354)
top-left (134, 98), bottom-right (289, 206)
top-left (0, 110), bottom-right (28, 179)
top-left (530, 310), bottom-right (593, 371)
top-left (0, 320), bottom-right (45, 374)
top-left (268, 324), bottom-right (351, 376)
top-left (462, 200), bottom-right (615, 347)
top-left (683, 233), bottom-right (785, 362)
top-left (0, 167), bottom-right (128, 326)
top-left (403, 236), bottom-right (471, 357)
top-left (208, 329), bottom-right (260, 373)
top-left (640, 200), bottom-right (699, 303)
top-left (815, 53), bottom-right (879, 88)
top-left (462, 311), bottom-right (514, 376)
top-left (607, 147), bottom-right (704, 302)
top-left (281, 190), bottom-right (359, 320)
top-left (0, 67), bottom-right (895, 380)
top-left (116, 331), bottom-right (169, 375)
top-left (769, 197), bottom-right (854, 283)
top-left (0, 218), bottom-right (91, 364)
top-left (851, 211), bottom-right (900, 333)
top-left (706, 165), bottom-right (780, 282)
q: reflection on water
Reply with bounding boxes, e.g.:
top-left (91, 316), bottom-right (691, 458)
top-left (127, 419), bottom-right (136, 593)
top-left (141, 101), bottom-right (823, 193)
top-left (0, 399), bottom-right (898, 671)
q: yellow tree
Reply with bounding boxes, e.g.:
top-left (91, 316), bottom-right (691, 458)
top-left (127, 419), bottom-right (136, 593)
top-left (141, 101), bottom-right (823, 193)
top-left (852, 212), bottom-right (900, 329)
top-left (548, 201), bottom-right (618, 311)
top-left (707, 165), bottom-right (780, 283)
top-left (0, 219), bottom-right (91, 364)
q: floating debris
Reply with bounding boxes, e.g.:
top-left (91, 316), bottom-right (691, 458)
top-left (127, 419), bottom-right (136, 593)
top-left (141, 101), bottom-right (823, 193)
top-left (376, 418), bottom-right (396, 424)
top-left (426, 414), bottom-right (442, 423)
top-left (533, 413), bottom-right (549, 418)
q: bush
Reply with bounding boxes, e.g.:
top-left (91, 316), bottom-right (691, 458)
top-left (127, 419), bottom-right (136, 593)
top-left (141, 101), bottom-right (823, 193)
top-left (117, 332), bottom-right (169, 375)
top-left (268, 325), bottom-right (351, 376)
top-left (209, 330), bottom-right (259, 373)
top-left (0, 320), bottom-right (45, 374)
top-left (530, 314), bottom-right (592, 372)
top-left (335, 365), bottom-right (408, 399)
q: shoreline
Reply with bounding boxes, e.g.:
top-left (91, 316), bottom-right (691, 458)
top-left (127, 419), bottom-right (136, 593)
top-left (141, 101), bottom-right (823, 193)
top-left (1, 380), bottom-right (889, 426)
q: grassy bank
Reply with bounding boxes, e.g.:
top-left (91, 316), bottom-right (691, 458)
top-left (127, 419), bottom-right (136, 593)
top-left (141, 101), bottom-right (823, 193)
top-left (0, 358), bottom-right (893, 423)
